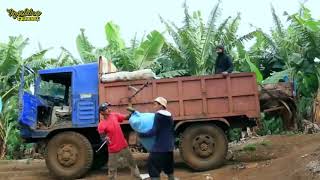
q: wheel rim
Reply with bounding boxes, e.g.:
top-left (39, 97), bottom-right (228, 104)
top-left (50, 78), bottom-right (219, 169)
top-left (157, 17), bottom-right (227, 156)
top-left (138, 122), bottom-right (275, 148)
top-left (57, 144), bottom-right (78, 167)
top-left (192, 135), bottom-right (215, 158)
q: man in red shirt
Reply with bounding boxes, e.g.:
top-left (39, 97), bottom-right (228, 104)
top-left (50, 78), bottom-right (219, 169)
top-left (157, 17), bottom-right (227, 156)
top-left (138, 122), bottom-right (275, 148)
top-left (97, 102), bottom-right (140, 180)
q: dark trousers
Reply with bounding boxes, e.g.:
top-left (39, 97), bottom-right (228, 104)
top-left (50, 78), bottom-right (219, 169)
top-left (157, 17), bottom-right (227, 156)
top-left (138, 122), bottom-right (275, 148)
top-left (148, 152), bottom-right (174, 178)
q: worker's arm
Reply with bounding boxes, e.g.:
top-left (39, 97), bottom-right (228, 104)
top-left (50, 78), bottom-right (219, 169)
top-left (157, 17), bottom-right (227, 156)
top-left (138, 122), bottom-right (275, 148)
top-left (97, 121), bottom-right (105, 135)
top-left (115, 113), bottom-right (130, 122)
top-left (97, 121), bottom-right (108, 141)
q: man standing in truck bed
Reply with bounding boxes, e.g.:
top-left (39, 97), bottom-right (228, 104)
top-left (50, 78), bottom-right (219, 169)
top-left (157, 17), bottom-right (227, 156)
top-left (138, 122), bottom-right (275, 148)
top-left (97, 102), bottom-right (140, 180)
top-left (214, 45), bottom-right (233, 75)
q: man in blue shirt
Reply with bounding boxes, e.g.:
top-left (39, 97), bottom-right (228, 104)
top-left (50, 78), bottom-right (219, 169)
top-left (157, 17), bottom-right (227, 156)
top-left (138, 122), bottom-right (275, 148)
top-left (139, 97), bottom-right (176, 180)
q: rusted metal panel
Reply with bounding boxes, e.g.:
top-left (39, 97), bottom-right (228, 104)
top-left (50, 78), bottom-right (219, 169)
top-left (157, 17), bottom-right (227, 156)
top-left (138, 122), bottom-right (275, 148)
top-left (99, 71), bottom-right (260, 121)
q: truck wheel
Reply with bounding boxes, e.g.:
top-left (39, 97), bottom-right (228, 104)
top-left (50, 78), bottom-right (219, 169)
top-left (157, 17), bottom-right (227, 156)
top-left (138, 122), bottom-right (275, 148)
top-left (179, 124), bottom-right (228, 171)
top-left (45, 131), bottom-right (93, 179)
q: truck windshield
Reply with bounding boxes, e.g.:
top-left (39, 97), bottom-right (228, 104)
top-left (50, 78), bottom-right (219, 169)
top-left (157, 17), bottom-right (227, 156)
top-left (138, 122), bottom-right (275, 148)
top-left (38, 80), bottom-right (67, 106)
top-left (37, 72), bottom-right (72, 106)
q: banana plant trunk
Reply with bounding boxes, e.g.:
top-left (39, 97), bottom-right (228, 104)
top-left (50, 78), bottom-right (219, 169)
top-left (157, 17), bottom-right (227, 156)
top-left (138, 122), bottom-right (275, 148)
top-left (0, 140), bottom-right (6, 159)
top-left (312, 89), bottom-right (320, 124)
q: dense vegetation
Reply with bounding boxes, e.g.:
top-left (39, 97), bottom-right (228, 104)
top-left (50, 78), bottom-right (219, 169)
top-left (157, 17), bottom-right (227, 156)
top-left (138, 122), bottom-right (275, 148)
top-left (0, 2), bottom-right (319, 159)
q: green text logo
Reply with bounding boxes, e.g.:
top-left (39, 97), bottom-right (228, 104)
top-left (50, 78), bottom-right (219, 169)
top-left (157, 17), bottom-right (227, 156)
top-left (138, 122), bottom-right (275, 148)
top-left (7, 8), bottom-right (42, 22)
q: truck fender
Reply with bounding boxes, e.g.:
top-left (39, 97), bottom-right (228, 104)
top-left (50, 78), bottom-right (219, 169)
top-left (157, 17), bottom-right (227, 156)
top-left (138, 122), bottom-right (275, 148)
top-left (174, 118), bottom-right (230, 132)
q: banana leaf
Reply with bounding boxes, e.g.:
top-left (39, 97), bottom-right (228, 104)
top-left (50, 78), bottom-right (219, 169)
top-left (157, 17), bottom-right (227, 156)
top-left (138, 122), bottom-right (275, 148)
top-left (245, 55), bottom-right (263, 83)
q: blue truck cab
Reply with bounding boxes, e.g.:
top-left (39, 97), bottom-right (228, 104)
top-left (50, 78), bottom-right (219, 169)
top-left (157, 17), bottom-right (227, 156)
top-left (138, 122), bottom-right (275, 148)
top-left (19, 63), bottom-right (105, 179)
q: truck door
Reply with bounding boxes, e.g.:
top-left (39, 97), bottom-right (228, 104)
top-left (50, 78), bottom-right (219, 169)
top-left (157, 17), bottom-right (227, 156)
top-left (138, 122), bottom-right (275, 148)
top-left (19, 92), bottom-right (43, 129)
top-left (72, 64), bottom-right (99, 126)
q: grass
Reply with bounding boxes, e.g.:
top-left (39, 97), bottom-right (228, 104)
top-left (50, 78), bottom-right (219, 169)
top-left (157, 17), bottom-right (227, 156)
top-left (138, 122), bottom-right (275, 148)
top-left (243, 144), bottom-right (257, 152)
top-left (242, 140), bottom-right (272, 152)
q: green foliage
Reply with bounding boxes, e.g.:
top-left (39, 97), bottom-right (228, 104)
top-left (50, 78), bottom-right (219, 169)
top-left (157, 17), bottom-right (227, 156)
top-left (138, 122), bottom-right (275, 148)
top-left (105, 21), bottom-right (126, 51)
top-left (134, 31), bottom-right (165, 69)
top-left (257, 113), bottom-right (284, 135)
top-left (296, 96), bottom-right (314, 129)
top-left (242, 141), bottom-right (271, 152)
top-left (158, 1), bottom-right (228, 75)
top-left (0, 96), bottom-right (20, 159)
top-left (228, 128), bottom-right (242, 142)
top-left (245, 55), bottom-right (263, 83)
top-left (38, 81), bottom-right (66, 98)
top-left (243, 144), bottom-right (257, 152)
top-left (76, 28), bottom-right (95, 62)
top-left (77, 23), bottom-right (164, 71)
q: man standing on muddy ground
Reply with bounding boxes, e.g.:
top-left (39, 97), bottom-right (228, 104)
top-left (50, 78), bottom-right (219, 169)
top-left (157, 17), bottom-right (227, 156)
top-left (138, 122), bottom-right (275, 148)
top-left (139, 97), bottom-right (176, 180)
top-left (97, 102), bottom-right (141, 180)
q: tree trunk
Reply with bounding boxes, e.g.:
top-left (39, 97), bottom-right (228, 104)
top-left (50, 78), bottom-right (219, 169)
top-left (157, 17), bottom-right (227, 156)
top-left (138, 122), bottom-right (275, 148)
top-left (313, 89), bottom-right (320, 124)
top-left (0, 140), bottom-right (6, 159)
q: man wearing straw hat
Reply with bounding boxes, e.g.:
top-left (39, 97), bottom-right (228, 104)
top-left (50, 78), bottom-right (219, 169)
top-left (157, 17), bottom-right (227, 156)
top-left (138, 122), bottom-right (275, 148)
top-left (139, 97), bottom-right (176, 180)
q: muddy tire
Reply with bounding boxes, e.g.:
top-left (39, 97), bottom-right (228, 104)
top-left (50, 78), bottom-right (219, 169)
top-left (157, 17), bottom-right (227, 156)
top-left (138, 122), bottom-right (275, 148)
top-left (45, 131), bottom-right (93, 179)
top-left (179, 124), bottom-right (228, 171)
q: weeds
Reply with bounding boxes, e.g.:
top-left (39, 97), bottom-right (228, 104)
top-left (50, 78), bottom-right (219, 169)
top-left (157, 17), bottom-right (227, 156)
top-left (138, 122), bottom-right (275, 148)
top-left (243, 144), bottom-right (257, 152)
top-left (228, 128), bottom-right (242, 142)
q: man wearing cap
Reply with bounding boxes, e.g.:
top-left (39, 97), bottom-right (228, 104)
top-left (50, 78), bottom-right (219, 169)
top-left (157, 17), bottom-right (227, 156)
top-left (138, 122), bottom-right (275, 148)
top-left (139, 97), bottom-right (176, 180)
top-left (97, 102), bottom-right (140, 180)
top-left (214, 45), bottom-right (233, 75)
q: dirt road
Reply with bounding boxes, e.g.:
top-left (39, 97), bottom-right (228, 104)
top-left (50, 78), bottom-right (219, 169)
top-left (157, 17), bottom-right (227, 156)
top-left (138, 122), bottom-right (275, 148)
top-left (1, 134), bottom-right (320, 180)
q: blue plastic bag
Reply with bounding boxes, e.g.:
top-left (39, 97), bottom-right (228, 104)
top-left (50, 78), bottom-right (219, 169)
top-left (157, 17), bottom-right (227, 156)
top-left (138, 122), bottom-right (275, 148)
top-left (129, 111), bottom-right (155, 151)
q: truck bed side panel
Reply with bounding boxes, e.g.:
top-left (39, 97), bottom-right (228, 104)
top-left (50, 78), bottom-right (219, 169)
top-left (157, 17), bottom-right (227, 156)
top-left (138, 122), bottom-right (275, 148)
top-left (99, 73), bottom-right (260, 120)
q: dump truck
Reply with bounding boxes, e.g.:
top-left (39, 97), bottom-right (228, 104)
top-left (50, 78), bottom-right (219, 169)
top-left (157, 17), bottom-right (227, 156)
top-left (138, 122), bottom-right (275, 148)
top-left (18, 57), bottom-right (260, 179)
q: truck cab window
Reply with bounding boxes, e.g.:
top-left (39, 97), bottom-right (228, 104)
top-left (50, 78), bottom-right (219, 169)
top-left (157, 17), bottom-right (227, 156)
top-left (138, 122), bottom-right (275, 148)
top-left (38, 80), bottom-right (66, 106)
top-left (36, 72), bottom-right (72, 129)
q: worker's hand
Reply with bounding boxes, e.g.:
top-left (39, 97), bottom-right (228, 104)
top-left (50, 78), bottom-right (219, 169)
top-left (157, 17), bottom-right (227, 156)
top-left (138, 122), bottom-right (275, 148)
top-left (126, 106), bottom-right (136, 113)
top-left (100, 134), bottom-right (111, 144)
top-left (101, 135), bottom-right (111, 144)
top-left (222, 71), bottom-right (228, 77)
top-left (105, 136), bottom-right (111, 144)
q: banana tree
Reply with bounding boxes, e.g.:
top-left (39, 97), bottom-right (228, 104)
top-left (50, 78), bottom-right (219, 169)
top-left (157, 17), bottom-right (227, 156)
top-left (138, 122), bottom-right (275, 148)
top-left (0, 97), bottom-right (19, 159)
top-left (0, 36), bottom-right (48, 101)
top-left (76, 22), bottom-right (165, 71)
top-left (259, 6), bottom-right (320, 97)
top-left (157, 1), bottom-right (257, 77)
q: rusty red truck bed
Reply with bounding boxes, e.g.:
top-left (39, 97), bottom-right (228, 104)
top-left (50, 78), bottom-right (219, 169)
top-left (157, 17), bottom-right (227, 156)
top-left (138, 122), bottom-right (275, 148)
top-left (99, 73), bottom-right (260, 121)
